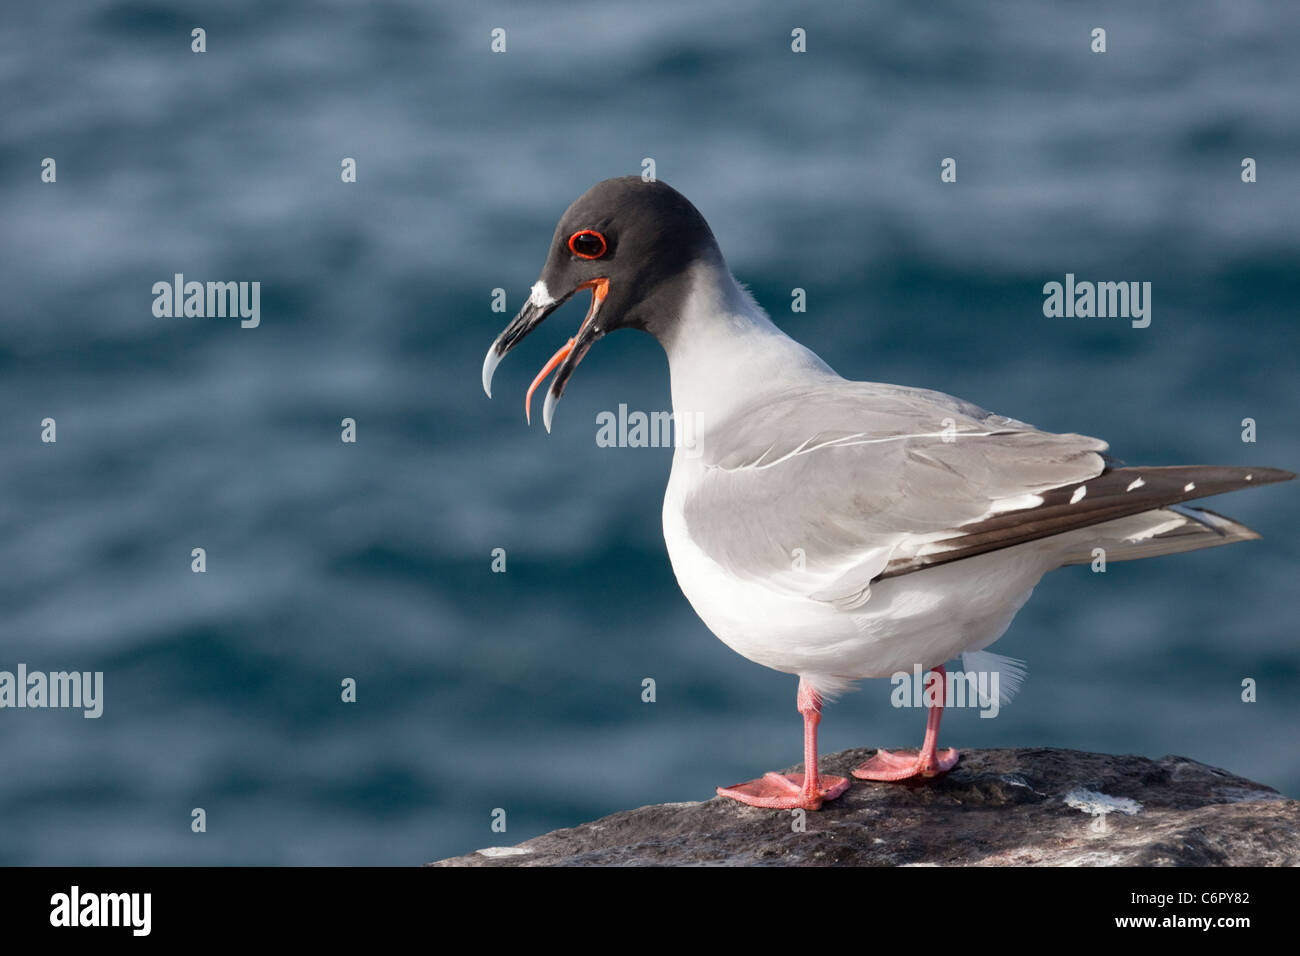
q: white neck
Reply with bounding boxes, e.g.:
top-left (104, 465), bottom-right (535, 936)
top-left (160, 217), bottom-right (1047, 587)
top-left (661, 261), bottom-right (839, 433)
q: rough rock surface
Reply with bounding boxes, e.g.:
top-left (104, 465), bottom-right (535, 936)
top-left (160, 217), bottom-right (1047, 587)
top-left (432, 747), bottom-right (1299, 866)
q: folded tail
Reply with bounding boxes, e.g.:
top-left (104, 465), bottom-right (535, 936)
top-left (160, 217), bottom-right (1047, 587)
top-left (1058, 503), bottom-right (1262, 565)
top-left (882, 465), bottom-right (1294, 578)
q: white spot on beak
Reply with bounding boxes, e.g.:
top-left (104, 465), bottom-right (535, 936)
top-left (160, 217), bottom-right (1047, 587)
top-left (529, 281), bottom-right (555, 309)
top-left (1070, 485), bottom-right (1087, 504)
top-left (1126, 477), bottom-right (1145, 492)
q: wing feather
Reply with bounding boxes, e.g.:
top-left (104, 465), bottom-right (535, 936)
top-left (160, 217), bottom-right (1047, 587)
top-left (679, 380), bottom-right (1292, 604)
top-left (680, 381), bottom-right (1109, 606)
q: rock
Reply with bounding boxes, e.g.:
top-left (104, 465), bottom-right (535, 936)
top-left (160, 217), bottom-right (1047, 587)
top-left (431, 747), bottom-right (1299, 866)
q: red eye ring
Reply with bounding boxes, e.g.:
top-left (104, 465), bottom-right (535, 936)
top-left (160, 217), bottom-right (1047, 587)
top-left (568, 230), bottom-right (607, 259)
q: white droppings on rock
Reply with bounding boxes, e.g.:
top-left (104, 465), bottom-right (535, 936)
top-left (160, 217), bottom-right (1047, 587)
top-left (1001, 773), bottom-right (1046, 796)
top-left (1061, 851), bottom-right (1127, 867)
top-left (1064, 788), bottom-right (1142, 817)
top-left (476, 846), bottom-right (533, 858)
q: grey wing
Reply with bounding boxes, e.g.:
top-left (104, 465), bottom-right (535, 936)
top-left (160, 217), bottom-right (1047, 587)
top-left (680, 381), bottom-right (1110, 609)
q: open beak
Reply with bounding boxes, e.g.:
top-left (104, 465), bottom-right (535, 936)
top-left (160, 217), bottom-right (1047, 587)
top-left (482, 278), bottom-right (609, 432)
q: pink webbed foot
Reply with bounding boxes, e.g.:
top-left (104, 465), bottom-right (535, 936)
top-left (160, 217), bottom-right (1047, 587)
top-left (854, 663), bottom-right (960, 782)
top-left (717, 772), bottom-right (850, 811)
top-left (716, 677), bottom-right (849, 810)
top-left (851, 746), bottom-right (959, 781)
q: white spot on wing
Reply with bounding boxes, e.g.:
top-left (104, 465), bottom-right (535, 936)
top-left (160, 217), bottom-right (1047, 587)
top-left (1183, 482), bottom-right (1195, 492)
top-left (1126, 477), bottom-right (1145, 492)
top-left (988, 493), bottom-right (1044, 514)
top-left (1069, 485), bottom-right (1087, 504)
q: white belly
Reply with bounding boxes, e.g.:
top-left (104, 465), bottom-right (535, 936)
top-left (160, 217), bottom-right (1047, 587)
top-left (661, 457), bottom-right (1051, 693)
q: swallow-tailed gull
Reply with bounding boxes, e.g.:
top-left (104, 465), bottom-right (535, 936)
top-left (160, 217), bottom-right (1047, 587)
top-left (483, 177), bottom-right (1293, 810)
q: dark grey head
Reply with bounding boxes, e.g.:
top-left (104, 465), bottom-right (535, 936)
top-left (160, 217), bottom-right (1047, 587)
top-left (482, 176), bottom-right (724, 430)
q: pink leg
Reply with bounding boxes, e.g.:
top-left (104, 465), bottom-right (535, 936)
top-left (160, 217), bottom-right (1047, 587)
top-left (717, 678), bottom-right (851, 810)
top-left (853, 664), bottom-right (960, 782)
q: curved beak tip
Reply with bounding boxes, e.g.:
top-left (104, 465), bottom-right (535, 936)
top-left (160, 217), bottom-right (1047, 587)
top-left (481, 344), bottom-right (500, 399)
top-left (542, 388), bottom-right (558, 434)
top-left (486, 276), bottom-right (604, 432)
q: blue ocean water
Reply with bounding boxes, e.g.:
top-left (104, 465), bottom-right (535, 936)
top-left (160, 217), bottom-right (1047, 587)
top-left (1, 1), bottom-right (1297, 864)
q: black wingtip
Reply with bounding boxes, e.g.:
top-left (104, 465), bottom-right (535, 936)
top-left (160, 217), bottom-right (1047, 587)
top-left (1235, 466), bottom-right (1295, 486)
top-left (1115, 464), bottom-right (1294, 493)
top-left (878, 463), bottom-right (1293, 580)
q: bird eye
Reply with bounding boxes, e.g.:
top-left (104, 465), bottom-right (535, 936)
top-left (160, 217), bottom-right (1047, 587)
top-left (568, 230), bottom-right (607, 259)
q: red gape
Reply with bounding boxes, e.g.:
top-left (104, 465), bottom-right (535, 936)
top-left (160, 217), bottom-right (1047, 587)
top-left (524, 278), bottom-right (608, 424)
top-left (525, 339), bottom-right (573, 424)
